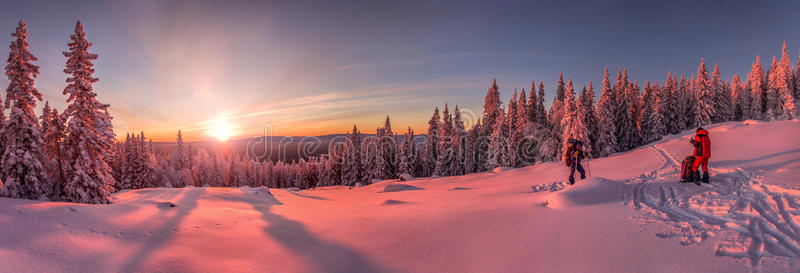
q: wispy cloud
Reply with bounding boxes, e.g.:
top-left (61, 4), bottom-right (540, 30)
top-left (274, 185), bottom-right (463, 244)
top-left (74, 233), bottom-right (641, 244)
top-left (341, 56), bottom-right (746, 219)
top-left (336, 52), bottom-right (588, 70)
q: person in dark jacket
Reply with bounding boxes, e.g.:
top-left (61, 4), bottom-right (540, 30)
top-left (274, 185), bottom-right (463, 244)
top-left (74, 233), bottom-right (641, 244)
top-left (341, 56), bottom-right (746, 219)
top-left (566, 139), bottom-right (586, 185)
top-left (690, 127), bottom-right (711, 183)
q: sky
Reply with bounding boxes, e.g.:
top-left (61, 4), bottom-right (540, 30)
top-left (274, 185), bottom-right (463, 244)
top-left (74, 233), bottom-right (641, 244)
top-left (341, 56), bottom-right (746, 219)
top-left (1, 0), bottom-right (799, 141)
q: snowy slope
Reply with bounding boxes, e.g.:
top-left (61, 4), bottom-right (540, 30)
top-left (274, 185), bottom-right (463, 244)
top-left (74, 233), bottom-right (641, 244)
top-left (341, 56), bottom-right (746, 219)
top-left (0, 120), bottom-right (799, 273)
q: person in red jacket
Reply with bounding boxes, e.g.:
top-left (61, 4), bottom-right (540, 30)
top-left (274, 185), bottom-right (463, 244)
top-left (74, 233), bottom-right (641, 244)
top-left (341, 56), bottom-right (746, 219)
top-left (690, 127), bottom-right (711, 183)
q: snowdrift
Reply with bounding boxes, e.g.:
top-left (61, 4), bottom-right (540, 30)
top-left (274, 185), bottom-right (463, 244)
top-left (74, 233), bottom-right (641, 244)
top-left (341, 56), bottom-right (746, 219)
top-left (0, 120), bottom-right (799, 272)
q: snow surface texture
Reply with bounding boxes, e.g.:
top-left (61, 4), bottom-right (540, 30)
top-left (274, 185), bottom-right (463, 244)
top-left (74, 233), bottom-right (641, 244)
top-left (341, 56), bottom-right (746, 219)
top-left (0, 120), bottom-right (799, 272)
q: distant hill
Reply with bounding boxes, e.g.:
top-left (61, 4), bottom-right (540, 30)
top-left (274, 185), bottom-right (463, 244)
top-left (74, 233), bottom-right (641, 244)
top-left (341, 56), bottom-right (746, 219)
top-left (151, 134), bottom-right (426, 162)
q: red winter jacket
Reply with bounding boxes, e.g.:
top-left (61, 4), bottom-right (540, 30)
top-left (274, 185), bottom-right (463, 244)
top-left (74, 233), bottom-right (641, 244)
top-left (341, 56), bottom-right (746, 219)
top-left (691, 129), bottom-right (711, 158)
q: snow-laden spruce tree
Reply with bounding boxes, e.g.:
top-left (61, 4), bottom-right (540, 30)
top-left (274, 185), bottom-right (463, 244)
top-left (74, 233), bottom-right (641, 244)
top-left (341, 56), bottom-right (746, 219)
top-left (765, 56), bottom-right (782, 120)
top-left (423, 107), bottom-right (440, 176)
top-left (451, 105), bottom-right (466, 174)
top-left (614, 69), bottom-right (639, 151)
top-left (560, 78), bottom-right (577, 161)
top-left (795, 52), bottom-right (800, 101)
top-left (731, 75), bottom-right (751, 121)
top-left (463, 121), bottom-right (477, 174)
top-left (580, 83), bottom-right (598, 152)
top-left (662, 73), bottom-right (682, 134)
top-left (0, 20), bottom-right (50, 200)
top-left (679, 74), bottom-right (695, 129)
top-left (504, 95), bottom-right (518, 166)
top-left (487, 109), bottom-right (509, 169)
top-left (693, 59), bottom-right (714, 126)
top-left (748, 56), bottom-right (766, 120)
top-left (594, 68), bottom-right (617, 157)
top-left (564, 93), bottom-right (591, 159)
top-left (41, 102), bottom-right (68, 198)
top-left (651, 84), bottom-right (669, 142)
top-left (434, 105), bottom-right (453, 176)
top-left (60, 21), bottom-right (116, 203)
top-left (172, 130), bottom-right (187, 170)
top-left (527, 82), bottom-right (538, 123)
top-left (398, 127), bottom-right (416, 176)
top-left (710, 64), bottom-right (733, 122)
top-left (549, 74), bottom-right (567, 158)
top-left (639, 81), bottom-right (657, 144)
top-left (776, 42), bottom-right (797, 119)
top-left (536, 82), bottom-right (547, 126)
top-left (341, 125), bottom-right (364, 185)
top-left (481, 79), bottom-right (502, 136)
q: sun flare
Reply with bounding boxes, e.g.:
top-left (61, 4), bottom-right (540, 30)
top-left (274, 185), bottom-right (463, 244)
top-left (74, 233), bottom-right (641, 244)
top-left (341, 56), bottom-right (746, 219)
top-left (210, 120), bottom-right (233, 141)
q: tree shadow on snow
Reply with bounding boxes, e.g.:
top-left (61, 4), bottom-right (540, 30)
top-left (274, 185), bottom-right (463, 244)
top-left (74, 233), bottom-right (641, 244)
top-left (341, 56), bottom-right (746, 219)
top-left (224, 192), bottom-right (393, 273)
top-left (286, 190), bottom-right (329, 201)
top-left (559, 178), bottom-right (626, 206)
top-left (120, 187), bottom-right (206, 273)
top-left (712, 148), bottom-right (800, 169)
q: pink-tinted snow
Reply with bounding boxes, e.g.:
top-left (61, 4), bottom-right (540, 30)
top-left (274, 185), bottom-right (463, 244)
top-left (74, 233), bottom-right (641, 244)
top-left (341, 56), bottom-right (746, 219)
top-left (0, 120), bottom-right (798, 272)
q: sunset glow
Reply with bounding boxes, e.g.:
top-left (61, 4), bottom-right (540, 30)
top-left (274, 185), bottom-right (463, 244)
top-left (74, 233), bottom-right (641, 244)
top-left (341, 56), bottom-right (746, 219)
top-left (209, 119), bottom-right (233, 141)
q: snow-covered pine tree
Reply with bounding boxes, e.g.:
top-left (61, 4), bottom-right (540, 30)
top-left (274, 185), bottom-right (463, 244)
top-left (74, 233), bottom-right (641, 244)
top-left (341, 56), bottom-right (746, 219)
top-left (0, 19), bottom-right (50, 200)
top-left (172, 130), bottom-right (187, 170)
top-left (679, 74), bottom-right (695, 129)
top-left (765, 56), bottom-right (782, 120)
top-left (580, 82), bottom-right (598, 150)
top-left (463, 123), bottom-right (477, 174)
top-left (651, 84), bottom-right (669, 142)
top-left (564, 91), bottom-right (591, 159)
top-left (614, 69), bottom-right (639, 151)
top-left (377, 116), bottom-right (397, 180)
top-left (594, 68), bottom-right (617, 157)
top-left (693, 59), bottom-right (714, 126)
top-left (517, 89), bottom-right (528, 129)
top-left (795, 51), bottom-right (800, 101)
top-left (527, 82), bottom-right (537, 123)
top-left (487, 109), bottom-right (509, 169)
top-left (424, 107), bottom-right (440, 177)
top-left (471, 119), bottom-right (489, 172)
top-left (41, 102), bottom-right (68, 198)
top-left (398, 127), bottom-right (416, 176)
top-left (537, 81), bottom-right (547, 125)
top-left (342, 125), bottom-right (364, 185)
top-left (731, 75), bottom-right (750, 121)
top-left (481, 79), bottom-right (502, 136)
top-left (639, 81), bottom-right (657, 144)
top-left (505, 94), bottom-right (518, 167)
top-left (777, 42), bottom-right (797, 119)
top-left (561, 79), bottom-right (592, 161)
top-left (322, 143), bottom-right (343, 186)
top-left (452, 105), bottom-right (466, 175)
top-left (60, 21), bottom-right (116, 203)
top-left (435, 105), bottom-right (453, 176)
top-left (710, 64), bottom-right (733, 122)
top-left (748, 56), bottom-right (766, 120)
top-left (662, 72), bottom-right (682, 133)
top-left (136, 132), bottom-right (157, 188)
top-left (549, 74), bottom-right (567, 159)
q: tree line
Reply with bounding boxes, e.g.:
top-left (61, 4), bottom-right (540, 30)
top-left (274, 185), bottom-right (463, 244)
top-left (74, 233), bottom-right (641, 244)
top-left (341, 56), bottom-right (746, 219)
top-left (2, 19), bottom-right (799, 204)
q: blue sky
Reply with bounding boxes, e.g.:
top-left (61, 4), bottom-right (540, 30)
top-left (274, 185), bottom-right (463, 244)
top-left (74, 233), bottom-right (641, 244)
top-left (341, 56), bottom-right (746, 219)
top-left (1, 0), bottom-right (799, 140)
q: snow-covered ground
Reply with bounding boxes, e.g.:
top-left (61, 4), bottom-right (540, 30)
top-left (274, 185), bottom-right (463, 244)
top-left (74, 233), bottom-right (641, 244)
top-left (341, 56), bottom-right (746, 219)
top-left (1, 120), bottom-right (799, 273)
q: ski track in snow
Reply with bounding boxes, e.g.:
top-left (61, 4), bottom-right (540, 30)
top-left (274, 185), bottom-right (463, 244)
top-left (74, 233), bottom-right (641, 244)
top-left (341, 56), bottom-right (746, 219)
top-left (621, 143), bottom-right (800, 269)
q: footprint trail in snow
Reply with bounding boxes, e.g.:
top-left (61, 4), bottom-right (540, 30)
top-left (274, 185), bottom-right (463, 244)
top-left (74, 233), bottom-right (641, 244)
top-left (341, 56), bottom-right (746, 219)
top-left (621, 143), bottom-right (800, 269)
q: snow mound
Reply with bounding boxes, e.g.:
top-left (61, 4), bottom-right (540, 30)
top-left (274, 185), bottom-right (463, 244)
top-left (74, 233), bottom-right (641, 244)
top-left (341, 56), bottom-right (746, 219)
top-left (743, 119), bottom-right (760, 125)
top-left (448, 187), bottom-right (472, 191)
top-left (531, 181), bottom-right (567, 193)
top-left (398, 173), bottom-right (413, 181)
top-left (493, 167), bottom-right (514, 173)
top-left (383, 184), bottom-right (423, 193)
